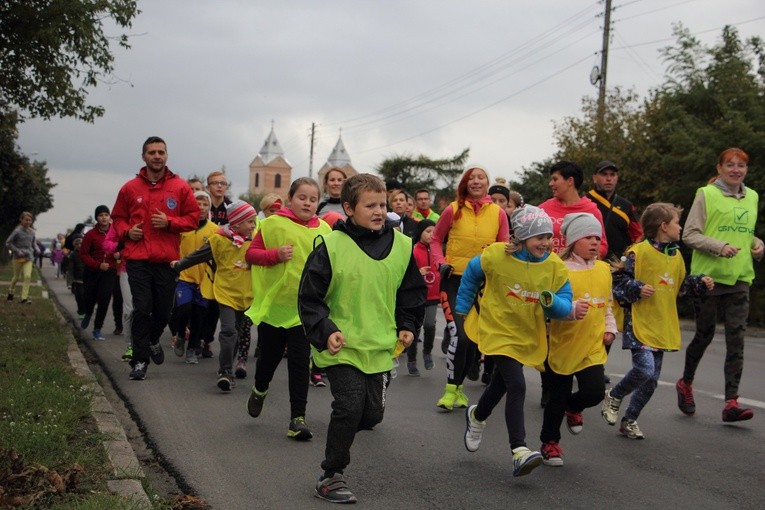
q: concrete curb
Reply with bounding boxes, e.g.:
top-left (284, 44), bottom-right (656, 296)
top-left (47, 282), bottom-right (152, 508)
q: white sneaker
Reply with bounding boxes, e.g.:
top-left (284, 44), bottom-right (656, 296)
top-left (601, 389), bottom-right (622, 426)
top-left (512, 446), bottom-right (543, 477)
top-left (619, 418), bottom-right (645, 439)
top-left (464, 405), bottom-right (486, 452)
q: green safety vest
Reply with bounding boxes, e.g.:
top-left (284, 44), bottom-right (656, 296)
top-left (246, 215), bottom-right (331, 328)
top-left (690, 185), bottom-right (758, 286)
top-left (313, 229), bottom-right (411, 374)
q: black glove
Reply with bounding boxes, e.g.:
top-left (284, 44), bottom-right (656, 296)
top-left (439, 263), bottom-right (454, 281)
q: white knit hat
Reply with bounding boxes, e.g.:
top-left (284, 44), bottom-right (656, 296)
top-left (560, 213), bottom-right (601, 245)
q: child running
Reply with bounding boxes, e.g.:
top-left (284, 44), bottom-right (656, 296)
top-left (458, 205), bottom-right (573, 478)
top-left (298, 173), bottom-right (425, 504)
top-left (408, 219), bottom-right (440, 375)
top-left (602, 203), bottom-right (714, 439)
top-left (244, 177), bottom-right (331, 441)
top-left (169, 191), bottom-right (217, 364)
top-left (173, 200), bottom-right (257, 391)
top-left (540, 213), bottom-right (616, 466)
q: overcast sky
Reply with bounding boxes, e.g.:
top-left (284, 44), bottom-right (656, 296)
top-left (17, 0), bottom-right (765, 238)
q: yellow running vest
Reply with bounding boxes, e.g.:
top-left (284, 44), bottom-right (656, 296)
top-left (477, 243), bottom-right (569, 366)
top-left (445, 201), bottom-right (502, 275)
top-left (246, 215), bottom-right (331, 328)
top-left (548, 261), bottom-right (610, 374)
top-left (630, 241), bottom-right (686, 350)
top-left (207, 234), bottom-right (253, 311)
top-left (313, 229), bottom-right (411, 374)
top-left (179, 221), bottom-right (218, 298)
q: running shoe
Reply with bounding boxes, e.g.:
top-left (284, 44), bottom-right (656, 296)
top-left (619, 418), bottom-right (644, 439)
top-left (601, 388), bottom-right (621, 426)
top-left (423, 353), bottom-right (434, 371)
top-left (129, 362), bottom-right (147, 380)
top-left (314, 473), bottom-right (357, 504)
top-left (217, 371), bottom-right (235, 392)
top-left (121, 345), bottom-right (133, 362)
top-left (288, 416), bottom-right (313, 441)
top-left (722, 398), bottom-right (754, 422)
top-left (676, 378), bottom-right (696, 416)
top-left (464, 405), bottom-right (486, 452)
top-left (246, 387), bottom-right (267, 417)
top-left (541, 441), bottom-right (564, 467)
top-left (234, 358), bottom-right (247, 379)
top-left (512, 447), bottom-right (543, 477)
top-left (149, 342), bottom-right (164, 365)
top-left (565, 410), bottom-right (583, 435)
top-left (310, 372), bottom-right (326, 387)
top-left (92, 329), bottom-right (106, 341)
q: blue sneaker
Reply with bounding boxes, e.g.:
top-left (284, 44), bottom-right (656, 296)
top-left (129, 362), bottom-right (147, 380)
top-left (512, 446), bottom-right (543, 477)
top-left (93, 329), bottom-right (106, 341)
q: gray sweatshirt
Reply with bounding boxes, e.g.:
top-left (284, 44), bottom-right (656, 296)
top-left (5, 225), bottom-right (37, 260)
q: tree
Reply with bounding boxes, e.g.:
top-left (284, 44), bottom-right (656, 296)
top-left (516, 24), bottom-right (765, 324)
top-left (0, 0), bottom-right (140, 122)
top-left (0, 112), bottom-right (55, 262)
top-left (376, 148), bottom-right (470, 209)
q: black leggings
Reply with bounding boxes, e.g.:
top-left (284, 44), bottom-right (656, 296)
top-left (253, 322), bottom-right (311, 419)
top-left (540, 363), bottom-right (605, 443)
top-left (474, 356), bottom-right (527, 450)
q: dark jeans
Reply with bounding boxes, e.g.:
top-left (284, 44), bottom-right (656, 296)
top-left (126, 260), bottom-right (176, 366)
top-left (254, 322), bottom-right (310, 418)
top-left (474, 356), bottom-right (527, 450)
top-left (322, 364), bottom-right (388, 476)
top-left (112, 275), bottom-right (123, 330)
top-left (71, 281), bottom-right (85, 315)
top-left (83, 267), bottom-right (116, 330)
top-left (540, 363), bottom-right (605, 443)
top-left (683, 292), bottom-right (749, 400)
top-left (217, 304), bottom-right (247, 374)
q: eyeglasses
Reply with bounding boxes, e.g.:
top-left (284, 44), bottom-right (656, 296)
top-left (208, 181), bottom-right (228, 186)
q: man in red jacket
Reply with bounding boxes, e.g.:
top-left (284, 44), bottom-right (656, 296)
top-left (111, 136), bottom-right (200, 380)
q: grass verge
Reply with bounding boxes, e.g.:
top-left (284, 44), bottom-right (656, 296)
top-left (0, 264), bottom-right (145, 509)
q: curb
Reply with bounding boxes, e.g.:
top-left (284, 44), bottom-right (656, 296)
top-left (46, 280), bottom-right (152, 508)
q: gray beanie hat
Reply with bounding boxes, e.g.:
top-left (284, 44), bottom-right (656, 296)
top-left (511, 205), bottom-right (553, 241)
top-left (561, 213), bottom-right (601, 245)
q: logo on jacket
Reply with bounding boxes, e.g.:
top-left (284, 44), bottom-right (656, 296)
top-left (506, 283), bottom-right (540, 303)
top-left (657, 272), bottom-right (674, 286)
top-left (167, 197), bottom-right (177, 210)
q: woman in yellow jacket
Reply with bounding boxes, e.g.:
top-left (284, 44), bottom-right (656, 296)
top-left (430, 166), bottom-right (510, 410)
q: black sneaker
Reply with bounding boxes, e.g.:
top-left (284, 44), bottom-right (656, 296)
top-left (149, 342), bottom-right (164, 365)
top-left (314, 473), bottom-right (357, 504)
top-left (80, 313), bottom-right (92, 329)
top-left (217, 372), bottom-right (235, 392)
top-left (129, 362), bottom-right (148, 380)
top-left (246, 387), bottom-right (267, 417)
top-left (288, 416), bottom-right (313, 441)
top-left (201, 342), bottom-right (214, 358)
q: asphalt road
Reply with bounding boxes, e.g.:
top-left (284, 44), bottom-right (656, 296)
top-left (41, 264), bottom-right (765, 509)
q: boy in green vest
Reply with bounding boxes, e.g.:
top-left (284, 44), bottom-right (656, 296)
top-left (299, 173), bottom-right (426, 504)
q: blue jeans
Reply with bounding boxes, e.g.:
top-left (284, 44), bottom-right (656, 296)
top-left (612, 349), bottom-right (664, 421)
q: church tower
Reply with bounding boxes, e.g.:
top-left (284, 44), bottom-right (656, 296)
top-left (248, 124), bottom-right (292, 199)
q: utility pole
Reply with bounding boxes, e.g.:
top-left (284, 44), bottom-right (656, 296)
top-left (308, 122), bottom-right (315, 178)
top-left (596, 0), bottom-right (612, 148)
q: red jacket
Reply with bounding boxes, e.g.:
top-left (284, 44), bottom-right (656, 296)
top-left (111, 167), bottom-right (200, 263)
top-left (81, 226), bottom-right (115, 271)
top-left (413, 240), bottom-right (440, 303)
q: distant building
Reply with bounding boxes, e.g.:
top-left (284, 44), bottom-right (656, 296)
top-left (248, 125), bottom-right (292, 199)
top-left (317, 134), bottom-right (357, 193)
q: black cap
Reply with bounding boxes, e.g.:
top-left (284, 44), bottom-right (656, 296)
top-left (595, 160), bottom-right (618, 173)
top-left (94, 205), bottom-right (110, 217)
top-left (385, 179), bottom-right (402, 191)
top-left (488, 184), bottom-right (510, 200)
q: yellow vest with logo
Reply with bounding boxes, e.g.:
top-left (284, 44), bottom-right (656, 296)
top-left (477, 243), bottom-right (569, 366)
top-left (246, 215), bottom-right (331, 328)
top-left (313, 229), bottom-right (411, 374)
top-left (207, 234), bottom-right (253, 311)
top-left (630, 240), bottom-right (686, 350)
top-left (445, 201), bottom-right (502, 275)
top-left (179, 221), bottom-right (218, 298)
top-left (548, 261), bottom-right (610, 374)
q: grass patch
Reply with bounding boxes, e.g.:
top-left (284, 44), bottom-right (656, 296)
top-left (0, 266), bottom-right (142, 509)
